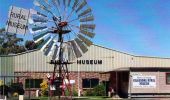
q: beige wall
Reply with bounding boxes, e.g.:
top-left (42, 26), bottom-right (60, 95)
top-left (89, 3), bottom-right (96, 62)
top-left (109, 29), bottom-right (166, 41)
top-left (1, 44), bottom-right (170, 72)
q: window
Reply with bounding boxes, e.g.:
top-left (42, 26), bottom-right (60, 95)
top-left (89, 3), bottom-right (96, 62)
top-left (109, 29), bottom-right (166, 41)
top-left (25, 79), bottom-right (43, 88)
top-left (166, 73), bottom-right (170, 84)
top-left (82, 78), bottom-right (99, 88)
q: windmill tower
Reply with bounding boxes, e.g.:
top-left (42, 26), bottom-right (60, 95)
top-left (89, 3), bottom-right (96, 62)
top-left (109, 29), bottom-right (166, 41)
top-left (29, 0), bottom-right (95, 99)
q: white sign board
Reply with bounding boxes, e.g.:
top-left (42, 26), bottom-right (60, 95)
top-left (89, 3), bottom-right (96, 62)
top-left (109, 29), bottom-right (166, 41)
top-left (64, 79), bottom-right (75, 84)
top-left (70, 80), bottom-right (75, 84)
top-left (6, 6), bottom-right (30, 34)
top-left (132, 76), bottom-right (156, 88)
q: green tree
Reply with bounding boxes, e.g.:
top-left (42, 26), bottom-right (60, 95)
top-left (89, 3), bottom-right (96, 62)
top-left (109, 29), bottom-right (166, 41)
top-left (25, 40), bottom-right (37, 50)
top-left (25, 39), bottom-right (44, 50)
top-left (0, 28), bottom-right (26, 55)
top-left (0, 27), bottom-right (45, 54)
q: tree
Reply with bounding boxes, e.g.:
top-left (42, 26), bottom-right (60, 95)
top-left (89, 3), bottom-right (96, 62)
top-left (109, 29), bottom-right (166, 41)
top-left (10, 83), bottom-right (25, 95)
top-left (0, 27), bottom-right (45, 54)
top-left (25, 39), bottom-right (44, 50)
top-left (0, 28), bottom-right (5, 33)
top-left (25, 40), bottom-right (37, 50)
top-left (0, 28), bottom-right (26, 55)
top-left (0, 85), bottom-right (10, 96)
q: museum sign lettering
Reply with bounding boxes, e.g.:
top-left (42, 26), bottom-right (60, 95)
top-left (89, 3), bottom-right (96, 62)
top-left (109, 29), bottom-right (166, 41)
top-left (77, 60), bottom-right (102, 65)
top-left (6, 6), bottom-right (30, 34)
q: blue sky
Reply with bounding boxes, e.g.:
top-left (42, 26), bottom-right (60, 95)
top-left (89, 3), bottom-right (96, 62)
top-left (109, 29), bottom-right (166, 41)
top-left (1, 0), bottom-right (170, 57)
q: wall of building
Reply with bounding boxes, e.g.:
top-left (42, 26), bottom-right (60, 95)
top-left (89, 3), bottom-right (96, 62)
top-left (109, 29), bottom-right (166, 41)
top-left (14, 71), bottom-right (110, 96)
top-left (1, 44), bottom-right (170, 97)
top-left (1, 44), bottom-right (170, 73)
top-left (0, 56), bottom-right (14, 83)
top-left (133, 56), bottom-right (170, 68)
top-left (0, 56), bottom-right (14, 76)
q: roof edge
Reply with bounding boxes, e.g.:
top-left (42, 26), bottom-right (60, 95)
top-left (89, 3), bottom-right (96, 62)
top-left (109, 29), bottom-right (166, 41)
top-left (0, 44), bottom-right (170, 59)
top-left (0, 49), bottom-right (39, 57)
top-left (93, 44), bottom-right (170, 59)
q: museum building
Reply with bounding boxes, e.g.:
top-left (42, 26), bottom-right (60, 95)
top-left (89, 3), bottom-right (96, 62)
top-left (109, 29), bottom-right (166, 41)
top-left (1, 44), bottom-right (170, 98)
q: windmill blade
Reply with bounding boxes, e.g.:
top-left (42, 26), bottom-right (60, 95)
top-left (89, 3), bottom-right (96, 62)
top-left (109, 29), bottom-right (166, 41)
top-left (43, 0), bottom-right (51, 8)
top-left (52, 0), bottom-right (62, 16)
top-left (31, 22), bottom-right (47, 27)
top-left (31, 19), bottom-right (47, 27)
top-left (32, 26), bottom-right (47, 31)
top-left (47, 41), bottom-right (57, 57)
top-left (67, 0), bottom-right (71, 7)
top-left (40, 5), bottom-right (51, 13)
top-left (77, 34), bottom-right (92, 46)
top-left (44, 0), bottom-right (49, 3)
top-left (52, 44), bottom-right (59, 60)
top-left (76, 0), bottom-right (87, 13)
top-left (75, 38), bottom-right (88, 53)
top-left (44, 40), bottom-right (54, 56)
top-left (79, 15), bottom-right (94, 22)
top-left (70, 40), bottom-right (82, 58)
top-left (80, 29), bottom-right (95, 38)
top-left (34, 0), bottom-right (50, 11)
top-left (57, 0), bottom-right (61, 6)
top-left (72, 0), bottom-right (79, 10)
top-left (37, 11), bottom-right (47, 17)
top-left (67, 43), bottom-right (76, 60)
top-left (32, 13), bottom-right (47, 19)
top-left (80, 24), bottom-right (95, 30)
top-left (30, 24), bottom-right (47, 34)
top-left (32, 16), bottom-right (48, 23)
top-left (34, 0), bottom-right (41, 7)
top-left (34, 0), bottom-right (49, 13)
top-left (52, 0), bottom-right (60, 6)
top-left (30, 26), bottom-right (48, 34)
top-left (37, 36), bottom-right (51, 49)
top-left (33, 30), bottom-right (49, 42)
top-left (63, 0), bottom-right (66, 7)
top-left (40, 37), bottom-right (53, 51)
top-left (78, 8), bottom-right (91, 18)
top-left (31, 14), bottom-right (48, 22)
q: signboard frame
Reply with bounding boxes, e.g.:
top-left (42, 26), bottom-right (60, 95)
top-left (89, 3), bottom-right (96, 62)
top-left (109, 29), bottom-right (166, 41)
top-left (132, 75), bottom-right (156, 88)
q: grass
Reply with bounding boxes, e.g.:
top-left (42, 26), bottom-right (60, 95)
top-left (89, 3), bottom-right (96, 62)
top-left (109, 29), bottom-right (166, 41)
top-left (86, 96), bottom-right (111, 100)
top-left (31, 96), bottom-right (110, 100)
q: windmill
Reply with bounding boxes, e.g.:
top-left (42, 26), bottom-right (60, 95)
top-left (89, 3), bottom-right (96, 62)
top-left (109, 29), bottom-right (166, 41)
top-left (29, 0), bottom-right (95, 99)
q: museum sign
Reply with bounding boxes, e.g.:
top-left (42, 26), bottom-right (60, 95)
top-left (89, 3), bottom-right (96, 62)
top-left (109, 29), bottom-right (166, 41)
top-left (77, 60), bottom-right (102, 65)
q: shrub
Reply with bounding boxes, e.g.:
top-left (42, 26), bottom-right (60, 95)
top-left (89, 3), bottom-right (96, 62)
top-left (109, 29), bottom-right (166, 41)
top-left (65, 86), bottom-right (78, 96)
top-left (0, 85), bottom-right (9, 96)
top-left (93, 83), bottom-right (106, 96)
top-left (84, 83), bottom-right (106, 96)
top-left (84, 89), bottom-right (95, 96)
top-left (0, 80), bottom-right (3, 86)
top-left (10, 83), bottom-right (25, 95)
top-left (40, 80), bottom-right (48, 96)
